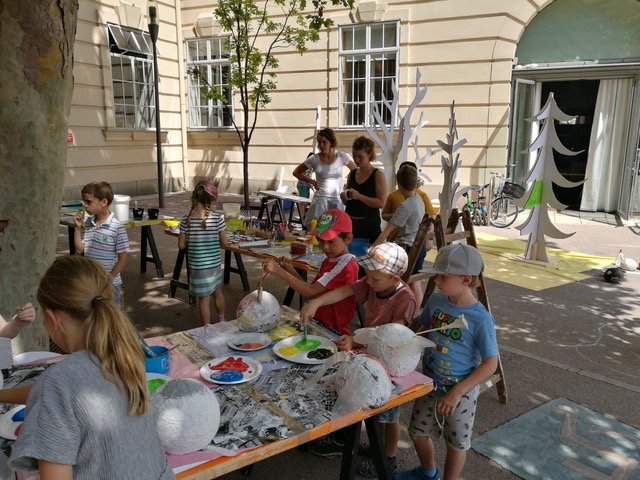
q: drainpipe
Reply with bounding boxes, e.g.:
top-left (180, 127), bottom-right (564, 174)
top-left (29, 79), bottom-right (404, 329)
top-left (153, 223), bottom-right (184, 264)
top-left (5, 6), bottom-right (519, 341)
top-left (175, 0), bottom-right (189, 190)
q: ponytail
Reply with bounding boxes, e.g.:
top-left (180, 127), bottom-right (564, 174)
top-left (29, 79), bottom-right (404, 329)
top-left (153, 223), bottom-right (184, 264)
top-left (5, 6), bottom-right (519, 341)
top-left (37, 256), bottom-right (148, 416)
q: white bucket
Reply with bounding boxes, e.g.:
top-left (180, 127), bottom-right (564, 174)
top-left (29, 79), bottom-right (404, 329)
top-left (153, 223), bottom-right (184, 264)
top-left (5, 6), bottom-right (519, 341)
top-left (112, 194), bottom-right (131, 222)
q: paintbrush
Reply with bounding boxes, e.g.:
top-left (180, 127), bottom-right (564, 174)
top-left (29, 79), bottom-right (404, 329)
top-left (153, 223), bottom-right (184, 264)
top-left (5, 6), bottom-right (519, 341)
top-left (416, 315), bottom-right (469, 335)
top-left (136, 329), bottom-right (157, 358)
top-left (257, 271), bottom-right (268, 303)
top-left (303, 324), bottom-right (308, 343)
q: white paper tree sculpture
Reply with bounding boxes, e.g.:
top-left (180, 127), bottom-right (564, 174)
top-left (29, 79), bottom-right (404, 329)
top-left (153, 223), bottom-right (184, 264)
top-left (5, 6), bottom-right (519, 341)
top-left (436, 102), bottom-right (470, 226)
top-left (364, 69), bottom-right (429, 192)
top-left (514, 92), bottom-right (585, 262)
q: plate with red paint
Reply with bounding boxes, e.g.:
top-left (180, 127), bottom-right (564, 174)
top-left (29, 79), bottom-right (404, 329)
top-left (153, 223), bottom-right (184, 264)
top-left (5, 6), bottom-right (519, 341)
top-left (227, 333), bottom-right (272, 352)
top-left (0, 405), bottom-right (25, 440)
top-left (200, 355), bottom-right (263, 385)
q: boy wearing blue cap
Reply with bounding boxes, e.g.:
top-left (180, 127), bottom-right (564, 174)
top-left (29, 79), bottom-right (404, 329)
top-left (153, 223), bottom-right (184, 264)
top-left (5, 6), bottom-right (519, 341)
top-left (395, 244), bottom-right (498, 480)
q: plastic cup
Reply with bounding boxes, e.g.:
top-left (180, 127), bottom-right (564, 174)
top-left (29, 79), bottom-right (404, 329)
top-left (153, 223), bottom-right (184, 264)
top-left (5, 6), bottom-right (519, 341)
top-left (144, 346), bottom-right (170, 374)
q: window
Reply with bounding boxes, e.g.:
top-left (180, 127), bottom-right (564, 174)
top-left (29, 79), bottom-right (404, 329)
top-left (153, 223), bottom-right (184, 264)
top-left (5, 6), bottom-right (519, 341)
top-left (108, 24), bottom-right (156, 129)
top-left (186, 37), bottom-right (233, 128)
top-left (339, 21), bottom-right (399, 127)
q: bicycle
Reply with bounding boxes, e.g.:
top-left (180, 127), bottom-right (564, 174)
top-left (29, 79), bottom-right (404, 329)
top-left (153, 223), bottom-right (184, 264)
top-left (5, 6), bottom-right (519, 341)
top-left (489, 172), bottom-right (525, 228)
top-left (462, 184), bottom-right (490, 226)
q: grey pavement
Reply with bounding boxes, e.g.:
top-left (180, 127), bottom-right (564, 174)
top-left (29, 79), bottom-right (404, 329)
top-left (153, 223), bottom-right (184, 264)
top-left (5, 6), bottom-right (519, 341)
top-left (55, 192), bottom-right (640, 479)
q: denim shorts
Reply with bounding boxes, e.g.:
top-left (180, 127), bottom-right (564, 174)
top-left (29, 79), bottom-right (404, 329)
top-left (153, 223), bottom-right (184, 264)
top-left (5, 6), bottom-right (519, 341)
top-left (403, 243), bottom-right (428, 275)
top-left (377, 406), bottom-right (399, 424)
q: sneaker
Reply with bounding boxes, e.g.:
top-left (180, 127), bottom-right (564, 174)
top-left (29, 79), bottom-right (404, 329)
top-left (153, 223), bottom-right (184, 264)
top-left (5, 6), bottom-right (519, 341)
top-left (394, 467), bottom-right (440, 480)
top-left (308, 435), bottom-right (344, 458)
top-left (357, 456), bottom-right (398, 478)
top-left (358, 443), bottom-right (373, 458)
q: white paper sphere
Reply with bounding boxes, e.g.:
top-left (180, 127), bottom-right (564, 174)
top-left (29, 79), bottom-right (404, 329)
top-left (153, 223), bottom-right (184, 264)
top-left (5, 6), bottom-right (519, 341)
top-left (237, 290), bottom-right (281, 332)
top-left (334, 354), bottom-right (392, 409)
top-left (152, 378), bottom-right (220, 455)
top-left (365, 323), bottom-right (422, 377)
top-left (625, 257), bottom-right (638, 271)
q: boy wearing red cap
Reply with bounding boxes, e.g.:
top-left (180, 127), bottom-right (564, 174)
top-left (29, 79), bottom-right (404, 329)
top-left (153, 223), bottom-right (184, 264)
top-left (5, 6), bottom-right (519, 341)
top-left (263, 209), bottom-right (358, 335)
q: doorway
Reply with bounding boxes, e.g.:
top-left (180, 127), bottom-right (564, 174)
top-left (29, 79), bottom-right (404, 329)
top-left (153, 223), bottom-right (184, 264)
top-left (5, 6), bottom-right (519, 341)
top-left (541, 80), bottom-right (600, 209)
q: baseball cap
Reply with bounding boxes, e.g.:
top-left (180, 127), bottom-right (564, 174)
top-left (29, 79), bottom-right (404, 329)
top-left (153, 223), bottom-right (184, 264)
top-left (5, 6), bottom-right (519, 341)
top-left (196, 181), bottom-right (218, 200)
top-left (310, 209), bottom-right (352, 240)
top-left (356, 242), bottom-right (408, 276)
top-left (421, 244), bottom-right (483, 276)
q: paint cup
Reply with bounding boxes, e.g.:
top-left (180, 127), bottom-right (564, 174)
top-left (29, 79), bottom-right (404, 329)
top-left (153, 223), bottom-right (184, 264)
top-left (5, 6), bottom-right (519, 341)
top-left (132, 208), bottom-right (145, 220)
top-left (147, 208), bottom-right (159, 220)
top-left (348, 238), bottom-right (369, 257)
top-left (144, 346), bottom-right (170, 374)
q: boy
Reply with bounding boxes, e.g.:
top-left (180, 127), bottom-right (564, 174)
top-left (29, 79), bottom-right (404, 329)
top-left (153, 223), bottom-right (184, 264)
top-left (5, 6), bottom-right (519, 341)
top-left (262, 209), bottom-right (358, 335)
top-left (73, 181), bottom-right (129, 308)
top-left (372, 164), bottom-right (430, 306)
top-left (299, 242), bottom-right (416, 476)
top-left (382, 161), bottom-right (437, 222)
top-left (396, 244), bottom-right (498, 480)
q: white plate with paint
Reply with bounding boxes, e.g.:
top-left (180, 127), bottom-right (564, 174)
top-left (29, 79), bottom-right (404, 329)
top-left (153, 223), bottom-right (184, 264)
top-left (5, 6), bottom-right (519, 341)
top-left (272, 334), bottom-right (337, 365)
top-left (0, 405), bottom-right (26, 440)
top-left (200, 355), bottom-right (263, 385)
top-left (227, 333), bottom-right (272, 352)
top-left (146, 373), bottom-right (172, 395)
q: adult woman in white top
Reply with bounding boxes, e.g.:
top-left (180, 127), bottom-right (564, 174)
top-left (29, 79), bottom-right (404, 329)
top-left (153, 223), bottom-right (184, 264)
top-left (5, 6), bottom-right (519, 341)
top-left (294, 128), bottom-right (356, 228)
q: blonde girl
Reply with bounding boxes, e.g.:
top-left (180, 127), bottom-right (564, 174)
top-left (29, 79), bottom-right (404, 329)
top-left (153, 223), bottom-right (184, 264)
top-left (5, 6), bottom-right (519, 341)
top-left (178, 181), bottom-right (229, 327)
top-left (10, 256), bottom-right (173, 479)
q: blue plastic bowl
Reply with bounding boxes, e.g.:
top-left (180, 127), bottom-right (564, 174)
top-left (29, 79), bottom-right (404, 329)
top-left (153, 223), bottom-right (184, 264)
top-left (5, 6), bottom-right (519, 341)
top-left (144, 346), bottom-right (170, 374)
top-left (348, 238), bottom-right (369, 257)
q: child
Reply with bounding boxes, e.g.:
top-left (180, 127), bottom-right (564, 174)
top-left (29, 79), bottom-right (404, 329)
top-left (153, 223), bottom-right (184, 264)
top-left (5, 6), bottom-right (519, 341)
top-left (396, 244), bottom-right (498, 480)
top-left (0, 303), bottom-right (35, 339)
top-left (262, 209), bottom-right (358, 336)
top-left (9, 256), bottom-right (174, 479)
top-left (179, 181), bottom-right (228, 327)
top-left (372, 164), bottom-right (430, 306)
top-left (73, 181), bottom-right (129, 308)
top-left (382, 161), bottom-right (437, 221)
top-left (299, 242), bottom-right (416, 476)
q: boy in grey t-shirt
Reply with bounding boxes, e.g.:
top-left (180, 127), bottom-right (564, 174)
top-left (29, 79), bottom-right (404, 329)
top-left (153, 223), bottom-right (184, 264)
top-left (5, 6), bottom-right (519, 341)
top-left (371, 164), bottom-right (427, 305)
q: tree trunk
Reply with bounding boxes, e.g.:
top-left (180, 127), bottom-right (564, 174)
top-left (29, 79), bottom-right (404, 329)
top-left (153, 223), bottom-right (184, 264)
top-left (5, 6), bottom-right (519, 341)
top-left (0, 0), bottom-right (79, 353)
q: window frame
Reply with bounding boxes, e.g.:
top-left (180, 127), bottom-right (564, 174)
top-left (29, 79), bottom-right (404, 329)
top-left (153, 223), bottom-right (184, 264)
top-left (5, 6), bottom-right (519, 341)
top-left (338, 20), bottom-right (400, 129)
top-left (185, 36), bottom-right (234, 130)
top-left (107, 23), bottom-right (156, 130)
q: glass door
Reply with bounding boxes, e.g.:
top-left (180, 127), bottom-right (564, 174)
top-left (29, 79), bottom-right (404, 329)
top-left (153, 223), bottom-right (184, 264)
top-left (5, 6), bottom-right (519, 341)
top-left (617, 76), bottom-right (640, 219)
top-left (508, 78), bottom-right (536, 183)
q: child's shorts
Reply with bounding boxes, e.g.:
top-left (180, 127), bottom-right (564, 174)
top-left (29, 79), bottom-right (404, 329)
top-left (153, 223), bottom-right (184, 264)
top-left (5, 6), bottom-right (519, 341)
top-left (408, 386), bottom-right (479, 451)
top-left (377, 406), bottom-right (399, 424)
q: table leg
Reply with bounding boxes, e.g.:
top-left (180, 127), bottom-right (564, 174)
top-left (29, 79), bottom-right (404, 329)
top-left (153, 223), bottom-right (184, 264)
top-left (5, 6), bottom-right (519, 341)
top-left (340, 422), bottom-right (362, 480)
top-left (168, 249), bottom-right (195, 305)
top-left (283, 269), bottom-right (307, 307)
top-left (67, 226), bottom-right (75, 255)
top-left (363, 415), bottom-right (392, 480)
top-left (222, 249), bottom-right (251, 291)
top-left (141, 226), bottom-right (164, 278)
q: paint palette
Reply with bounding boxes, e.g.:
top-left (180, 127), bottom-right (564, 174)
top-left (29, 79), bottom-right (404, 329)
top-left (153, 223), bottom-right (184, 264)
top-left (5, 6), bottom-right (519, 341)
top-left (200, 355), bottom-right (263, 385)
top-left (0, 405), bottom-right (25, 440)
top-left (146, 373), bottom-right (172, 395)
top-left (227, 333), bottom-right (272, 352)
top-left (272, 334), bottom-right (337, 365)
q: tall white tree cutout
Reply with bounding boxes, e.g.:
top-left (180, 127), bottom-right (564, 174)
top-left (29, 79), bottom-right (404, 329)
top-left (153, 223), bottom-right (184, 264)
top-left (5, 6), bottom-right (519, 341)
top-left (514, 92), bottom-right (585, 262)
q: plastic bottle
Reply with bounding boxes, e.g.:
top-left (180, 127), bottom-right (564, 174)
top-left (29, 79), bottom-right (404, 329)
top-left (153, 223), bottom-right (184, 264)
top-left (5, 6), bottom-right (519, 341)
top-left (615, 249), bottom-right (626, 269)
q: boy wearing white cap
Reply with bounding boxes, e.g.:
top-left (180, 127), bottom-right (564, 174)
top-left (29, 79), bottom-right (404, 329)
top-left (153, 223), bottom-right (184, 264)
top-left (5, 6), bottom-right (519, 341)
top-left (396, 244), bottom-right (498, 480)
top-left (300, 242), bottom-right (416, 475)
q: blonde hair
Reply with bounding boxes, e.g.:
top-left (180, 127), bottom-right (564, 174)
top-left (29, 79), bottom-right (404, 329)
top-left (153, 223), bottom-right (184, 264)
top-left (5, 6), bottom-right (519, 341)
top-left (37, 256), bottom-right (148, 416)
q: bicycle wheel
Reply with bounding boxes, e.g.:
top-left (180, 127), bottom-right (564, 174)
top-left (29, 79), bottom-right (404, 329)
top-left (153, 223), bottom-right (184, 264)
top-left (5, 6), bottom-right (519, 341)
top-left (490, 196), bottom-right (520, 228)
top-left (472, 208), bottom-right (482, 226)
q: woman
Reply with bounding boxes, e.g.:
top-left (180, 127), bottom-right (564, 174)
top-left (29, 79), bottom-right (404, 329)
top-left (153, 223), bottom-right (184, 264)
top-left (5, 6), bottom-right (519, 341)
top-left (341, 136), bottom-right (387, 244)
top-left (293, 128), bottom-right (356, 228)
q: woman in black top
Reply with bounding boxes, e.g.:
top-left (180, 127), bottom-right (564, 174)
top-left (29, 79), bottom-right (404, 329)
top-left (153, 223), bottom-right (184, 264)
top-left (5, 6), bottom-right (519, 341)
top-left (341, 136), bottom-right (388, 244)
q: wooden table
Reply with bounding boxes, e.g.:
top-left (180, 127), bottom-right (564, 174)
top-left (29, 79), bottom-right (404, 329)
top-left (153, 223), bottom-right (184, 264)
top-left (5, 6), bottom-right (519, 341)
top-left (60, 214), bottom-right (173, 278)
top-left (164, 229), bottom-right (322, 307)
top-left (256, 190), bottom-right (312, 226)
top-left (153, 315), bottom-right (433, 480)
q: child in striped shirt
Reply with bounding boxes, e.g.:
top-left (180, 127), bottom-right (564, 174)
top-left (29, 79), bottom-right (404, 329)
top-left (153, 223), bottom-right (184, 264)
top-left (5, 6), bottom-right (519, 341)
top-left (73, 181), bottom-right (129, 308)
top-left (178, 181), bottom-right (228, 327)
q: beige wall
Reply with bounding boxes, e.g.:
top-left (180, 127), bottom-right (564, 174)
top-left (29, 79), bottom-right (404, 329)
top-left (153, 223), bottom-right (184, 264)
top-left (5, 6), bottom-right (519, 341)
top-left (66, 0), bottom-right (555, 201)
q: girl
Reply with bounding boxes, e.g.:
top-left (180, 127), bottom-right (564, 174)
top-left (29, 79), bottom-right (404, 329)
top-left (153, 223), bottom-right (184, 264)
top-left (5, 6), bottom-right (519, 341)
top-left (293, 128), bottom-right (356, 228)
top-left (341, 136), bottom-right (387, 245)
top-left (9, 256), bottom-right (174, 479)
top-left (178, 181), bottom-right (228, 327)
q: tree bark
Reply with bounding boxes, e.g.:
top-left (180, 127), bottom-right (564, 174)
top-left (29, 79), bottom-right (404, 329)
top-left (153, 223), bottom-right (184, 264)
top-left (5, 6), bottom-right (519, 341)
top-left (0, 0), bottom-right (78, 353)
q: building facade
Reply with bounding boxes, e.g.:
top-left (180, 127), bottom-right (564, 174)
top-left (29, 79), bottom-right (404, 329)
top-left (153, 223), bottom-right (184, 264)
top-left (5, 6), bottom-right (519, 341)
top-left (66, 0), bottom-right (640, 217)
